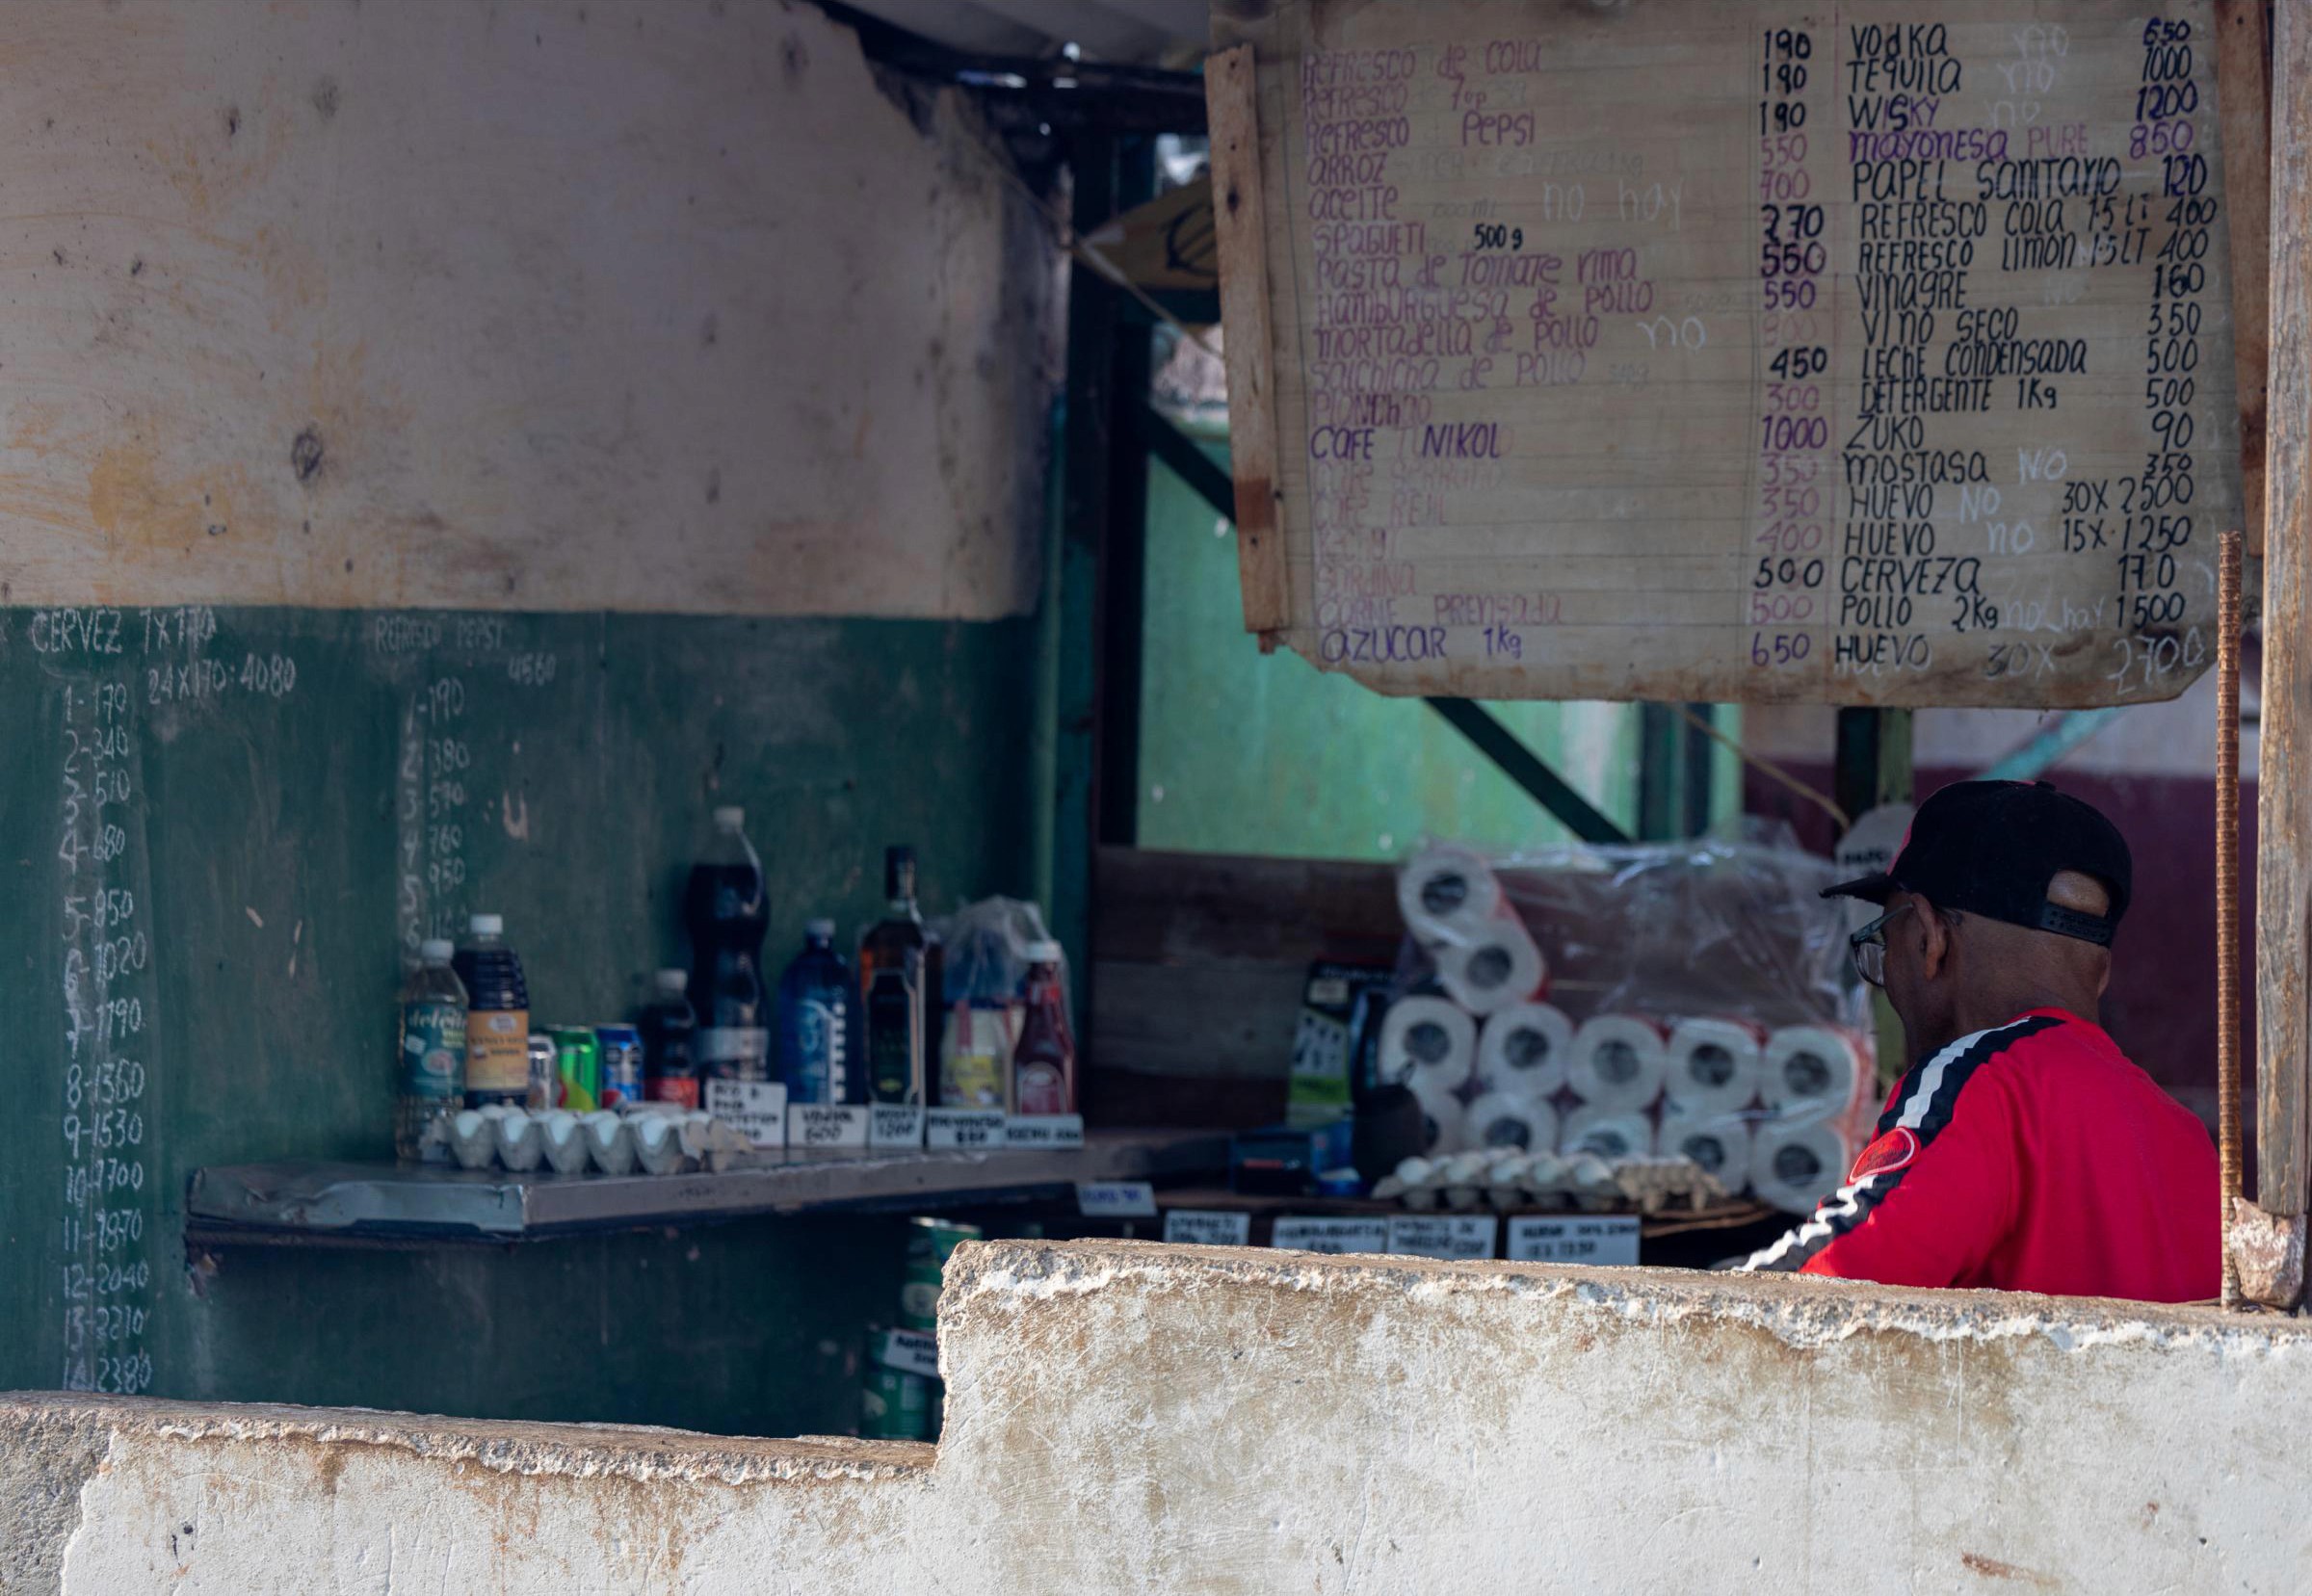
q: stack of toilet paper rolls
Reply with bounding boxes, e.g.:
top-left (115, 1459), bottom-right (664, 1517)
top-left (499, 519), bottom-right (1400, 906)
top-left (1388, 843), bottom-right (1870, 1205)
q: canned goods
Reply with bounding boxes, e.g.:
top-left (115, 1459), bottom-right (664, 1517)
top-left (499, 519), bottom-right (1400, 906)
top-left (551, 1025), bottom-right (601, 1113)
top-left (595, 1023), bottom-right (644, 1110)
top-left (526, 1032), bottom-right (558, 1111)
top-left (902, 1217), bottom-right (981, 1330)
top-left (860, 1363), bottom-right (938, 1441)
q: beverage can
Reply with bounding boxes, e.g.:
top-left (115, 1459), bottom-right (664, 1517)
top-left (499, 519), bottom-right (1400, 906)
top-left (595, 1024), bottom-right (644, 1110)
top-left (902, 1217), bottom-right (981, 1329)
top-left (552, 1025), bottom-right (602, 1113)
top-left (859, 1363), bottom-right (937, 1442)
top-left (526, 1032), bottom-right (558, 1110)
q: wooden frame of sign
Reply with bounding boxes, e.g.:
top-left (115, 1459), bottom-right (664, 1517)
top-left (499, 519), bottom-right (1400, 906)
top-left (1206, 0), bottom-right (2248, 706)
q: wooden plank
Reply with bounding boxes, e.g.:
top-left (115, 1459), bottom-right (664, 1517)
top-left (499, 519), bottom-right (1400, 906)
top-left (2253, 0), bottom-right (2312, 1294)
top-left (1222, 0), bottom-right (2246, 707)
top-left (1092, 846), bottom-right (1402, 965)
top-left (2218, 0), bottom-right (2273, 558)
top-left (1206, 43), bottom-right (1291, 636)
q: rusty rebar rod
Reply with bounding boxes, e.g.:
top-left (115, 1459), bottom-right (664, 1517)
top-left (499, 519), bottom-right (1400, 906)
top-left (2218, 528), bottom-right (2245, 1308)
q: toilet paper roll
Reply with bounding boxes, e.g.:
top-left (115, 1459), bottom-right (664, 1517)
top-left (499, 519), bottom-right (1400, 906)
top-left (1377, 996), bottom-right (1479, 1092)
top-left (1656, 1106), bottom-right (1753, 1193)
top-left (1474, 1003), bottom-right (1575, 1100)
top-left (1761, 1026), bottom-right (1868, 1116)
top-left (1397, 843), bottom-right (1510, 945)
top-left (1433, 920), bottom-right (1548, 1016)
top-left (1561, 1106), bottom-right (1653, 1163)
top-left (1410, 1081), bottom-right (1467, 1157)
top-left (1662, 1017), bottom-right (1766, 1118)
top-left (1564, 1014), bottom-right (1669, 1111)
top-left (1751, 1115), bottom-right (1855, 1215)
top-left (1464, 1092), bottom-right (1561, 1154)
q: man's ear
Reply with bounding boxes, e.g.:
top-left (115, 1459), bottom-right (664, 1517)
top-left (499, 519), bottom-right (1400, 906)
top-left (1914, 896), bottom-right (1953, 978)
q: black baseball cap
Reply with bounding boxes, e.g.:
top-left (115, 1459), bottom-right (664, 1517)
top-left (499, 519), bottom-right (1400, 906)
top-left (1825, 780), bottom-right (2132, 945)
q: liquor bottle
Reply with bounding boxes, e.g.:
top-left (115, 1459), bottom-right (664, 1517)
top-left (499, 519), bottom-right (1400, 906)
top-left (685, 806), bottom-right (771, 1082)
top-left (859, 846), bottom-right (943, 1104)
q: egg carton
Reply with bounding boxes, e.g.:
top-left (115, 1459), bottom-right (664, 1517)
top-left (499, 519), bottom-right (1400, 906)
top-left (438, 1103), bottom-right (754, 1176)
top-left (1370, 1147), bottom-right (1725, 1216)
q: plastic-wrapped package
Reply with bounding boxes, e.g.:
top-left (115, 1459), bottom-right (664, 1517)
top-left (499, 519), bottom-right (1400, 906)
top-left (1385, 824), bottom-right (1874, 1201)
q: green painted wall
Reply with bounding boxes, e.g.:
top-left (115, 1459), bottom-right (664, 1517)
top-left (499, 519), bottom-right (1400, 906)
top-left (1135, 432), bottom-right (1645, 858)
top-left (0, 607), bottom-right (1037, 1435)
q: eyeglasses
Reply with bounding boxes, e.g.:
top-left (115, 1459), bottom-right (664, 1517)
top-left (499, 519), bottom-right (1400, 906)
top-left (1849, 903), bottom-right (1914, 987)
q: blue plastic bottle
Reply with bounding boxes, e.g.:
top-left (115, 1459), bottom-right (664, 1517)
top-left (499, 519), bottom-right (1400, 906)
top-left (777, 919), bottom-right (859, 1105)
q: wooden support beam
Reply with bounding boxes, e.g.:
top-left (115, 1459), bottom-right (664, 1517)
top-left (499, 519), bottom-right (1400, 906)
top-left (2250, 0), bottom-right (2312, 1307)
top-left (1423, 699), bottom-right (1633, 846)
top-left (2218, 0), bottom-right (2274, 558)
top-left (1205, 44), bottom-right (1289, 641)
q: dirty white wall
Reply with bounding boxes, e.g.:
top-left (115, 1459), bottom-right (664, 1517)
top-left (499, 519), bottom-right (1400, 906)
top-left (0, 0), bottom-right (1060, 616)
top-left (9, 1240), bottom-right (2310, 1593)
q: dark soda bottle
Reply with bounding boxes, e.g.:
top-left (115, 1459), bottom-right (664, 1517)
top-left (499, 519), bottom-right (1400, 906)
top-left (641, 967), bottom-right (699, 1110)
top-left (859, 846), bottom-right (942, 1104)
top-left (1012, 941), bottom-right (1076, 1115)
top-left (685, 806), bottom-right (770, 1082)
top-left (453, 913), bottom-right (531, 1108)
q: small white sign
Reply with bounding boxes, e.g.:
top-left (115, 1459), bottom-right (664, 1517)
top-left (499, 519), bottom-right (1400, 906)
top-left (1505, 1216), bottom-right (1641, 1266)
top-left (876, 1326), bottom-right (941, 1379)
top-left (1271, 1217), bottom-right (1389, 1255)
top-left (703, 1080), bottom-right (788, 1147)
top-left (1075, 1181), bottom-right (1158, 1218)
top-left (870, 1104), bottom-right (927, 1148)
top-left (786, 1103), bottom-right (871, 1149)
top-left (925, 1108), bottom-right (1007, 1150)
top-left (1005, 1113), bottom-right (1086, 1149)
top-left (1387, 1215), bottom-right (1498, 1261)
top-left (1163, 1209), bottom-right (1252, 1246)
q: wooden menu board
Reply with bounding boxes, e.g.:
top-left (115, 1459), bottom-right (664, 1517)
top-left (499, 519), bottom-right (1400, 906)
top-left (1208, 0), bottom-right (2246, 705)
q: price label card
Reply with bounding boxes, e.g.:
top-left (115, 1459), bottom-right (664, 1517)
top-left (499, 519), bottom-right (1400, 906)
top-left (1163, 1209), bottom-right (1252, 1246)
top-left (870, 1104), bottom-right (927, 1149)
top-left (925, 1108), bottom-right (1006, 1150)
top-left (1387, 1215), bottom-right (1498, 1261)
top-left (1271, 1217), bottom-right (1389, 1255)
top-left (1075, 1181), bottom-right (1158, 1218)
top-left (703, 1079), bottom-right (788, 1148)
top-left (1005, 1113), bottom-right (1085, 1150)
top-left (1506, 1216), bottom-right (1641, 1267)
top-left (875, 1326), bottom-right (941, 1379)
top-left (785, 1103), bottom-right (871, 1149)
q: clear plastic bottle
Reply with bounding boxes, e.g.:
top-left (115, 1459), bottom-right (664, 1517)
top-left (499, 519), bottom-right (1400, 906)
top-left (685, 806), bottom-right (771, 1082)
top-left (1012, 941), bottom-right (1076, 1115)
top-left (453, 913), bottom-right (530, 1108)
top-left (777, 920), bottom-right (859, 1105)
top-left (396, 940), bottom-right (468, 1162)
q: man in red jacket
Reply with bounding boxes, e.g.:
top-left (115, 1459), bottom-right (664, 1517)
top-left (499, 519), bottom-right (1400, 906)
top-left (1742, 780), bottom-right (2219, 1301)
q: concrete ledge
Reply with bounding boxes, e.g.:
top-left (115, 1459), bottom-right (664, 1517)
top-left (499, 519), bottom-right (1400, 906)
top-left (10, 1242), bottom-right (2312, 1592)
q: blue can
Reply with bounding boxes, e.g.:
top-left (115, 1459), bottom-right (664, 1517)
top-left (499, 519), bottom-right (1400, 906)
top-left (595, 1023), bottom-right (644, 1111)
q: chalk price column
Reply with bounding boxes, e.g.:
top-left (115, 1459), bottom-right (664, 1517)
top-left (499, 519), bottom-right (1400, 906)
top-left (1749, 25), bottom-right (1832, 681)
top-left (55, 676), bottom-right (153, 1396)
top-left (2106, 16), bottom-right (2213, 697)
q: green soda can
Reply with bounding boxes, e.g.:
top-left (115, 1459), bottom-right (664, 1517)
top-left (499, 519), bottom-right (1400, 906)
top-left (860, 1364), bottom-right (937, 1442)
top-left (551, 1025), bottom-right (601, 1113)
top-left (902, 1217), bottom-right (981, 1330)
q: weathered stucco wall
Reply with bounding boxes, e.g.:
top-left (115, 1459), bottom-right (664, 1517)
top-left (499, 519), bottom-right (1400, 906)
top-left (10, 1240), bottom-right (2311, 1592)
top-left (0, 0), bottom-right (1060, 616)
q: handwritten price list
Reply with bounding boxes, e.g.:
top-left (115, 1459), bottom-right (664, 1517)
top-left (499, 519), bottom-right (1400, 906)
top-left (1248, 0), bottom-right (2240, 705)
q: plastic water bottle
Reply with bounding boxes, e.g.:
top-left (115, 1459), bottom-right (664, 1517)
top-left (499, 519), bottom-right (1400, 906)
top-left (778, 920), bottom-right (858, 1105)
top-left (684, 806), bottom-right (770, 1081)
top-left (396, 940), bottom-right (467, 1162)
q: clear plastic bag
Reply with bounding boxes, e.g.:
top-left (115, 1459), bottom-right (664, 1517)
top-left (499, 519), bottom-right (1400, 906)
top-left (1385, 822), bottom-right (1876, 1212)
